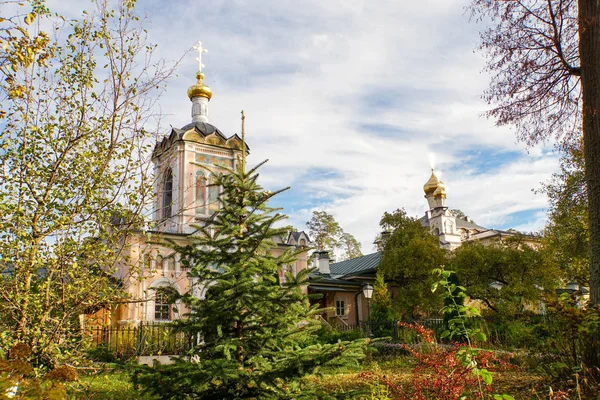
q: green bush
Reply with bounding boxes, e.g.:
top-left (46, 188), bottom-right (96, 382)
top-left (315, 325), bottom-right (366, 344)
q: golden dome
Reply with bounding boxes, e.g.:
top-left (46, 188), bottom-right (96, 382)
top-left (187, 71), bottom-right (212, 100)
top-left (423, 169), bottom-right (440, 195)
top-left (433, 183), bottom-right (446, 198)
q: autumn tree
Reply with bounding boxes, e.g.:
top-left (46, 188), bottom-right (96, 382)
top-left (0, 0), bottom-right (176, 365)
top-left (378, 209), bottom-right (446, 319)
top-left (470, 0), bottom-right (600, 367)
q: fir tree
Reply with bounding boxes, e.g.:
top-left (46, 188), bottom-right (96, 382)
top-left (133, 160), bottom-right (367, 399)
top-left (370, 272), bottom-right (395, 323)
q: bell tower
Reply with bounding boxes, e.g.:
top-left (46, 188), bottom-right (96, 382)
top-left (151, 41), bottom-right (246, 234)
top-left (423, 169), bottom-right (461, 250)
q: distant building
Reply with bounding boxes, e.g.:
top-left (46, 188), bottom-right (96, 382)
top-left (308, 170), bottom-right (538, 325)
top-left (420, 169), bottom-right (538, 249)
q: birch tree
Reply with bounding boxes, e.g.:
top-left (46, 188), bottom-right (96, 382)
top-left (0, 0), bottom-right (176, 365)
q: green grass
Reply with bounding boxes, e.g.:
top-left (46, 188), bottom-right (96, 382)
top-left (68, 370), bottom-right (153, 400)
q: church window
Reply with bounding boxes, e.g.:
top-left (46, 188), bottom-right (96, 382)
top-left (155, 256), bottom-right (162, 274)
top-left (162, 168), bottom-right (173, 219)
top-left (335, 299), bottom-right (346, 316)
top-left (141, 254), bottom-right (152, 273)
top-left (196, 170), bottom-right (207, 215)
top-left (164, 256), bottom-right (175, 272)
top-left (208, 175), bottom-right (220, 213)
top-left (154, 291), bottom-right (171, 321)
top-left (280, 264), bottom-right (296, 283)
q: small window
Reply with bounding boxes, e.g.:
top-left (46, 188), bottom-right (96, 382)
top-left (141, 254), bottom-right (152, 272)
top-left (335, 300), bottom-right (346, 316)
top-left (154, 256), bottom-right (163, 274)
top-left (154, 291), bottom-right (171, 321)
top-left (208, 175), bottom-right (220, 213)
top-left (164, 257), bottom-right (175, 272)
top-left (162, 168), bottom-right (173, 219)
top-left (196, 170), bottom-right (207, 215)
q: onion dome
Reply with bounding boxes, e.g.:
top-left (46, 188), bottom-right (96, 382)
top-left (423, 169), bottom-right (441, 195)
top-left (187, 71), bottom-right (212, 100)
top-left (433, 182), bottom-right (446, 198)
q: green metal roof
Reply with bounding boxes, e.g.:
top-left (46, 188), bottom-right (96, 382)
top-left (330, 251), bottom-right (382, 277)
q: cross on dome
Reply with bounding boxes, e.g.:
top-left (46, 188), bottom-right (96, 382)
top-left (193, 41), bottom-right (208, 72)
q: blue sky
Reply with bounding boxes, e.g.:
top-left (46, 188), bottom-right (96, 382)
top-left (51, 0), bottom-right (560, 251)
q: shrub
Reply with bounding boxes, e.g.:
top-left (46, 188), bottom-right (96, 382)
top-left (0, 344), bottom-right (78, 399)
top-left (360, 323), bottom-right (512, 400)
top-left (315, 325), bottom-right (366, 344)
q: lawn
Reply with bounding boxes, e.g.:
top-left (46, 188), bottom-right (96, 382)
top-left (68, 370), bottom-right (153, 400)
top-left (67, 361), bottom-right (551, 400)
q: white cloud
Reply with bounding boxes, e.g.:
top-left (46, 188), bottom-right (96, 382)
top-left (45, 0), bottom-right (561, 251)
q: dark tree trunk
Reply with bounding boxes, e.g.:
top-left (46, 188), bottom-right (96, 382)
top-left (578, 0), bottom-right (600, 370)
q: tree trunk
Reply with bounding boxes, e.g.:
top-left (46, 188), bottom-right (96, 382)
top-left (578, 0), bottom-right (600, 370)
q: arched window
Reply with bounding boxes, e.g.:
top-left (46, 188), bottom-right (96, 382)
top-left (196, 170), bottom-right (207, 215)
top-left (445, 220), bottom-right (454, 234)
top-left (154, 255), bottom-right (163, 274)
top-left (154, 290), bottom-right (171, 321)
top-left (164, 256), bottom-right (175, 272)
top-left (141, 254), bottom-right (153, 273)
top-left (162, 168), bottom-right (173, 219)
top-left (208, 175), bottom-right (220, 213)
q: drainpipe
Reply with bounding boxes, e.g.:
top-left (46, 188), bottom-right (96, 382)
top-left (355, 291), bottom-right (361, 325)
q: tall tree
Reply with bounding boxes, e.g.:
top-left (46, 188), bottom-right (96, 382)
top-left (306, 210), bottom-right (342, 251)
top-left (339, 232), bottom-right (363, 261)
top-left (133, 162), bottom-right (367, 399)
top-left (450, 209), bottom-right (474, 223)
top-left (378, 209), bottom-right (447, 319)
top-left (306, 210), bottom-right (362, 260)
top-left (0, 0), bottom-right (176, 365)
top-left (541, 144), bottom-right (589, 285)
top-left (370, 271), bottom-right (395, 322)
top-left (470, 0), bottom-right (600, 367)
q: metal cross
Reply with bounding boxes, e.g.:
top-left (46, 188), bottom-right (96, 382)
top-left (193, 40), bottom-right (208, 72)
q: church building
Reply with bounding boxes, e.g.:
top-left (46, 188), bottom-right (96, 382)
top-left (97, 45), bottom-right (311, 326)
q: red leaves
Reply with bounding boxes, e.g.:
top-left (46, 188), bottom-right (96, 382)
top-left (361, 323), bottom-right (510, 400)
